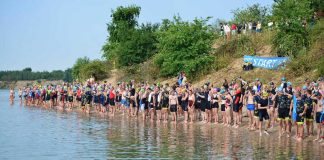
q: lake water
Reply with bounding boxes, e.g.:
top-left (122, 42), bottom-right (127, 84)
top-left (0, 89), bottom-right (323, 159)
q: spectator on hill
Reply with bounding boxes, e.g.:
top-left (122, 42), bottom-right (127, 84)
top-left (231, 23), bottom-right (237, 36)
top-left (237, 23), bottom-right (242, 34)
top-left (267, 21), bottom-right (274, 30)
top-left (252, 22), bottom-right (257, 32)
top-left (248, 22), bottom-right (253, 33)
top-left (256, 21), bottom-right (262, 33)
top-left (220, 23), bottom-right (224, 37)
top-left (224, 23), bottom-right (231, 40)
top-left (242, 23), bottom-right (247, 34)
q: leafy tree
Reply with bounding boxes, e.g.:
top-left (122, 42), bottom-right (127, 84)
top-left (23, 67), bottom-right (32, 72)
top-left (232, 4), bottom-right (270, 24)
top-left (311, 0), bottom-right (324, 11)
top-left (154, 16), bottom-right (215, 78)
top-left (64, 68), bottom-right (73, 82)
top-left (102, 5), bottom-right (158, 68)
top-left (79, 60), bottom-right (108, 81)
top-left (0, 68), bottom-right (72, 82)
top-left (272, 0), bottom-right (313, 57)
top-left (71, 56), bottom-right (90, 80)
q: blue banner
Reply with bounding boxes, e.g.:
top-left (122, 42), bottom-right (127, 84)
top-left (243, 55), bottom-right (289, 69)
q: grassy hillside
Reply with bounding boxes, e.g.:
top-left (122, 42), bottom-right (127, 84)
top-left (104, 19), bottom-right (324, 86)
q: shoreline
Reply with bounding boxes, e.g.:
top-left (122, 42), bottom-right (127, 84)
top-left (10, 99), bottom-right (324, 144)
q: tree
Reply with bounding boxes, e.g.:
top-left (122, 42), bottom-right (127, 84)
top-left (79, 60), bottom-right (108, 81)
top-left (63, 68), bottom-right (73, 82)
top-left (272, 0), bottom-right (313, 57)
top-left (71, 56), bottom-right (90, 80)
top-left (22, 67), bottom-right (32, 72)
top-left (232, 4), bottom-right (270, 24)
top-left (102, 5), bottom-right (158, 68)
top-left (154, 16), bottom-right (215, 78)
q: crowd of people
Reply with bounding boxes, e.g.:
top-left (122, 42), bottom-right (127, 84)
top-left (219, 21), bottom-right (263, 40)
top-left (8, 76), bottom-right (324, 143)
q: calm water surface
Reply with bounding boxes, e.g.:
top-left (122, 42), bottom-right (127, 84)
top-left (0, 89), bottom-right (323, 159)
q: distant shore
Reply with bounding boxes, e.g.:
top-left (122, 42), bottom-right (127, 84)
top-left (0, 80), bottom-right (64, 89)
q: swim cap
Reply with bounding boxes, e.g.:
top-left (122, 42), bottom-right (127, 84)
top-left (287, 82), bottom-right (292, 86)
top-left (220, 89), bottom-right (225, 94)
top-left (302, 85), bottom-right (307, 90)
top-left (278, 87), bottom-right (283, 92)
top-left (256, 78), bottom-right (260, 81)
top-left (295, 87), bottom-right (301, 91)
top-left (281, 77), bottom-right (286, 81)
top-left (262, 91), bottom-right (269, 97)
top-left (314, 83), bottom-right (319, 87)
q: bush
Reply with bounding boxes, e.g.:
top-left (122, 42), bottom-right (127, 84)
top-left (79, 60), bottom-right (108, 81)
top-left (272, 0), bottom-right (313, 57)
top-left (102, 6), bottom-right (158, 68)
top-left (154, 17), bottom-right (215, 79)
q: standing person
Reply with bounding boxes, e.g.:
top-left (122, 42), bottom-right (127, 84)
top-left (212, 88), bottom-right (220, 124)
top-left (258, 91), bottom-right (270, 136)
top-left (220, 89), bottom-right (227, 125)
top-left (231, 23), bottom-right (237, 36)
top-left (67, 87), bottom-right (74, 110)
top-left (197, 86), bottom-right (207, 123)
top-left (246, 89), bottom-right (256, 130)
top-left (9, 88), bottom-right (15, 104)
top-left (169, 90), bottom-right (178, 122)
top-left (285, 83), bottom-right (294, 136)
top-left (219, 23), bottom-right (224, 37)
top-left (155, 87), bottom-right (162, 122)
top-left (252, 21), bottom-right (257, 32)
top-left (188, 89), bottom-right (195, 123)
top-left (18, 88), bottom-right (23, 104)
top-left (224, 23), bottom-right (231, 40)
top-left (314, 92), bottom-right (323, 141)
top-left (268, 89), bottom-right (276, 128)
top-left (205, 88), bottom-right (212, 123)
top-left (181, 88), bottom-right (189, 123)
top-left (160, 87), bottom-right (169, 123)
top-left (85, 83), bottom-right (92, 113)
top-left (276, 87), bottom-right (290, 138)
top-left (290, 91), bottom-right (306, 141)
top-left (233, 85), bottom-right (242, 128)
top-left (305, 90), bottom-right (314, 136)
top-left (76, 87), bottom-right (82, 108)
top-left (130, 84), bottom-right (136, 116)
top-left (256, 21), bottom-right (262, 33)
top-left (248, 22), bottom-right (253, 33)
top-left (225, 90), bottom-right (233, 126)
top-left (195, 88), bottom-right (202, 121)
top-left (142, 87), bottom-right (149, 120)
top-left (148, 88), bottom-right (155, 121)
top-left (99, 91), bottom-right (106, 113)
top-left (109, 87), bottom-right (116, 116)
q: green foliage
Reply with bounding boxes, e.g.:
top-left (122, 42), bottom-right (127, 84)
top-left (154, 17), bottom-right (215, 78)
top-left (71, 56), bottom-right (90, 80)
top-left (232, 4), bottom-right (270, 23)
top-left (285, 18), bottom-right (324, 77)
top-left (311, 0), bottom-right (324, 12)
top-left (102, 5), bottom-right (158, 67)
top-left (79, 60), bottom-right (108, 81)
top-left (272, 0), bottom-right (313, 57)
top-left (0, 68), bottom-right (72, 82)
